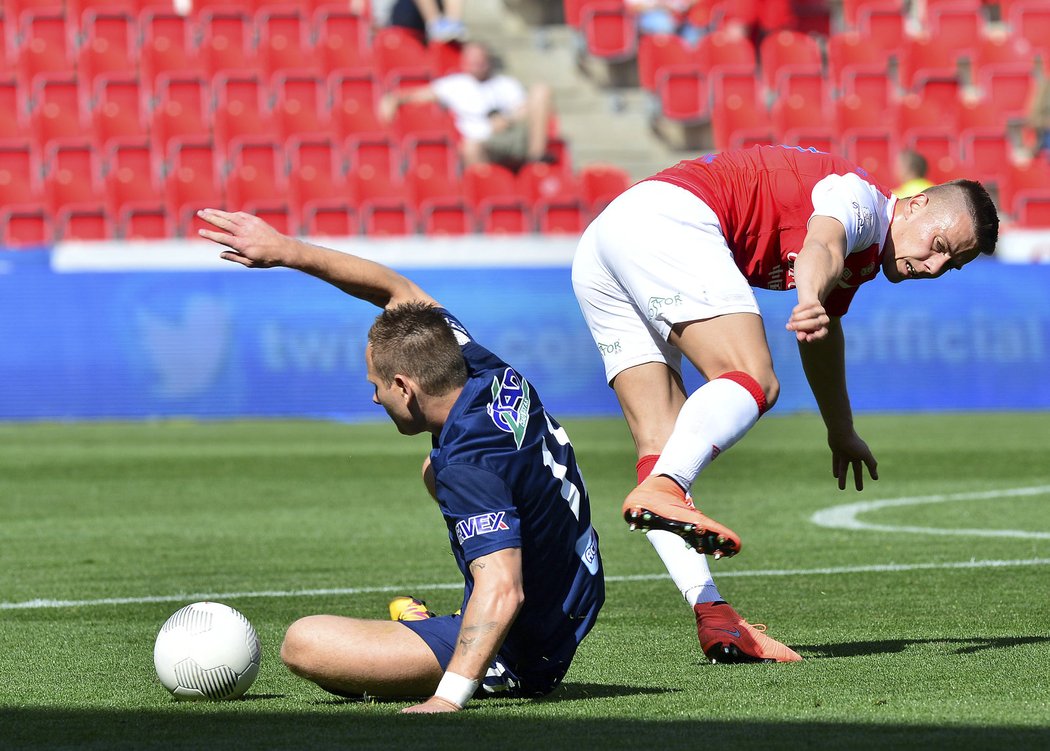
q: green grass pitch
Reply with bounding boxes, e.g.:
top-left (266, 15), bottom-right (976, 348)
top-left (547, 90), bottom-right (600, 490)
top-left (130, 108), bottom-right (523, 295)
top-left (1, 412), bottom-right (1048, 750)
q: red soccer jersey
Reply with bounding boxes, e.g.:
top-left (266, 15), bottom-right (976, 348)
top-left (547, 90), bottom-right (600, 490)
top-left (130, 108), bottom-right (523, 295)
top-left (649, 145), bottom-right (894, 316)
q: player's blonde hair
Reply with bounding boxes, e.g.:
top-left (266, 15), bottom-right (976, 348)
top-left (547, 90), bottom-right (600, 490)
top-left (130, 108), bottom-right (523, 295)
top-left (367, 302), bottom-right (468, 396)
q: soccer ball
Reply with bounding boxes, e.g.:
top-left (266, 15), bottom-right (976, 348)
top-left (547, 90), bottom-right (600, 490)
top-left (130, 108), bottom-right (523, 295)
top-left (154, 601), bottom-right (261, 701)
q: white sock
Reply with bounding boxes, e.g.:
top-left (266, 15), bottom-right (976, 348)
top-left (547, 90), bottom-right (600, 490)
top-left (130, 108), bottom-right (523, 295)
top-left (652, 375), bottom-right (763, 491)
top-left (646, 529), bottom-right (722, 607)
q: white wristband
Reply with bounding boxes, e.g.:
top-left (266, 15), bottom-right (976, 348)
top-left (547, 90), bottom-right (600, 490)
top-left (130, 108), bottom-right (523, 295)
top-left (434, 671), bottom-right (480, 708)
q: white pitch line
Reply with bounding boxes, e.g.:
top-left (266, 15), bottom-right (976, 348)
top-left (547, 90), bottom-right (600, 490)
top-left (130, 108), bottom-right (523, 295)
top-left (4, 557), bottom-right (1050, 611)
top-left (811, 484), bottom-right (1050, 539)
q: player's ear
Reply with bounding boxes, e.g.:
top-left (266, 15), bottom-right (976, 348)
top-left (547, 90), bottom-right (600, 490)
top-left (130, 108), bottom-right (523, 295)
top-left (392, 374), bottom-right (413, 401)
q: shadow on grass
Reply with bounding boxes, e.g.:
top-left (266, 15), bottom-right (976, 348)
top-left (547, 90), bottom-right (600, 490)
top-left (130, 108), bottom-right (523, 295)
top-left (799, 635), bottom-right (1050, 659)
top-left (312, 682), bottom-right (675, 706)
top-left (2, 705), bottom-right (1048, 751)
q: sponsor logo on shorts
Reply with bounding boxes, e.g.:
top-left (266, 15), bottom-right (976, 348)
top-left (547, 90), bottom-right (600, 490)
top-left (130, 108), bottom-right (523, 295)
top-left (647, 293), bottom-right (683, 321)
top-left (456, 512), bottom-right (510, 544)
top-left (596, 340), bottom-right (622, 356)
top-left (488, 368), bottom-right (531, 449)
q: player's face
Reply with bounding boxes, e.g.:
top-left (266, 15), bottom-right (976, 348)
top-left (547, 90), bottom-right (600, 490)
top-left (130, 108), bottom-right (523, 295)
top-left (883, 193), bottom-right (979, 283)
top-left (364, 345), bottom-right (422, 435)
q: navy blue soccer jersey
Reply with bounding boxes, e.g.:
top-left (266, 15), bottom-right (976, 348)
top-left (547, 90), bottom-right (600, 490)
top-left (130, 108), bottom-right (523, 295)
top-left (428, 309), bottom-right (605, 682)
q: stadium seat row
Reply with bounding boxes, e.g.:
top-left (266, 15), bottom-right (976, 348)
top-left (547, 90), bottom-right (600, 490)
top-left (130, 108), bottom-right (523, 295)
top-left (0, 156), bottom-right (632, 245)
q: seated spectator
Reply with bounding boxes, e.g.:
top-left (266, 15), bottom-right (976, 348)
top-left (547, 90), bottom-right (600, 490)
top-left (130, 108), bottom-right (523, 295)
top-left (893, 149), bottom-right (936, 198)
top-left (626, 1), bottom-right (708, 46)
top-left (389, 0), bottom-right (467, 43)
top-left (379, 42), bottom-right (554, 169)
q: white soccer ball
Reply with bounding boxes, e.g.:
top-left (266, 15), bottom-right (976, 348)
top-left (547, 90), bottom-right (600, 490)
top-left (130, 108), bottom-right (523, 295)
top-left (154, 601), bottom-right (261, 701)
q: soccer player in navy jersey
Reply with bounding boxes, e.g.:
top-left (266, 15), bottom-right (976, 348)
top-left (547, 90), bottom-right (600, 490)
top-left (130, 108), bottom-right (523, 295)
top-left (572, 145), bottom-right (999, 663)
top-left (197, 209), bottom-right (604, 713)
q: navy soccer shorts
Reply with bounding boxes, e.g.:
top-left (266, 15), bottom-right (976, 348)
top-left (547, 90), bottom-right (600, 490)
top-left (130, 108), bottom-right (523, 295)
top-left (400, 614), bottom-right (568, 698)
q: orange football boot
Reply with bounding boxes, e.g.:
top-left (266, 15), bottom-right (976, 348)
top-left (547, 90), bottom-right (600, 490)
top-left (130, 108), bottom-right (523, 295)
top-left (694, 601), bottom-right (802, 663)
top-left (622, 475), bottom-right (742, 558)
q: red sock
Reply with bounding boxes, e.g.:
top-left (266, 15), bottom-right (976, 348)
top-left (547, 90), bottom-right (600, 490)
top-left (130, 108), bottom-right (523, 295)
top-left (636, 454), bottom-right (659, 484)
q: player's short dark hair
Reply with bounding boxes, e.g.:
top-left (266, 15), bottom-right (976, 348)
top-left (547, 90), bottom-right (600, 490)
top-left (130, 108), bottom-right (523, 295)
top-left (929, 179), bottom-right (999, 256)
top-left (368, 302), bottom-right (468, 396)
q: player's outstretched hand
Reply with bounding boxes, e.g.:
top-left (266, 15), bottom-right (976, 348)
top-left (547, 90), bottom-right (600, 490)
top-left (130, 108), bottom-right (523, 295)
top-left (786, 300), bottom-right (831, 342)
top-left (828, 430), bottom-right (878, 491)
top-left (401, 696), bottom-right (462, 714)
top-left (197, 208), bottom-right (294, 268)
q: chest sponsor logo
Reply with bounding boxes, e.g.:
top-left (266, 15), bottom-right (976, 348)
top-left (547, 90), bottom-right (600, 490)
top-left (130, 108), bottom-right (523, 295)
top-left (488, 368), bottom-right (531, 449)
top-left (456, 512), bottom-right (510, 544)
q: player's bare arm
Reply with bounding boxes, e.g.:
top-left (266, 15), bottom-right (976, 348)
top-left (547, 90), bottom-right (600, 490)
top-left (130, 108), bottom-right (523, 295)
top-left (197, 209), bottom-right (435, 309)
top-left (402, 547), bottom-right (524, 714)
top-left (787, 216), bottom-right (848, 343)
top-left (797, 317), bottom-right (878, 491)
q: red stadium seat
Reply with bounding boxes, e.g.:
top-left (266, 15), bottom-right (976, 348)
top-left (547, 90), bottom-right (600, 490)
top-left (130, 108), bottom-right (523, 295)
top-left (373, 26), bottom-right (431, 89)
top-left (892, 94), bottom-right (955, 140)
top-left (902, 127), bottom-right (960, 182)
top-left (140, 11), bottom-right (201, 80)
top-left (346, 134), bottom-right (399, 180)
top-left (842, 127), bottom-right (897, 185)
top-left (959, 127), bottom-right (1011, 185)
top-left (478, 200), bottom-right (531, 234)
top-left (391, 101), bottom-right (457, 143)
top-left (899, 36), bottom-right (960, 92)
top-left (199, 8), bottom-right (257, 77)
top-left (758, 30), bottom-right (823, 94)
top-left (164, 137), bottom-right (223, 225)
top-left (362, 202), bottom-right (415, 236)
top-left (273, 71), bottom-right (333, 139)
top-left (773, 66), bottom-right (828, 109)
top-left (213, 71), bottom-right (275, 145)
top-left (838, 64), bottom-right (895, 111)
top-left (536, 198), bottom-right (587, 234)
top-left (43, 139), bottom-right (102, 213)
top-left (696, 30), bottom-right (757, 71)
top-left (303, 203), bottom-right (359, 237)
top-left (928, 3), bottom-right (983, 52)
top-left (315, 7), bottom-right (372, 71)
top-left (579, 163), bottom-right (630, 214)
top-left (91, 73), bottom-right (147, 147)
top-left (637, 33), bottom-right (691, 92)
top-left (462, 163), bottom-right (519, 209)
top-left (225, 136), bottom-right (286, 210)
top-left (0, 76), bottom-right (29, 139)
top-left (1008, 1), bottom-right (1050, 57)
top-left (858, 4), bottom-right (906, 54)
top-left (1013, 191), bottom-right (1050, 227)
top-left (655, 65), bottom-right (709, 122)
top-left (999, 159), bottom-right (1050, 216)
top-left (827, 31), bottom-right (891, 91)
top-left (2, 205), bottom-right (53, 247)
top-left (772, 93), bottom-right (829, 142)
top-left (0, 141), bottom-right (44, 209)
top-left (57, 205), bottom-right (112, 240)
top-left (580, 0), bottom-right (637, 62)
top-left (118, 204), bottom-right (172, 240)
top-left (978, 63), bottom-right (1036, 117)
top-left (517, 162), bottom-right (582, 206)
top-left (16, 10), bottom-right (73, 82)
top-left (420, 203), bottom-right (474, 235)
top-left (29, 73), bottom-right (85, 146)
top-left (76, 9), bottom-right (134, 85)
top-left (711, 93), bottom-right (773, 151)
top-left (257, 7), bottom-right (318, 76)
top-left (151, 73), bottom-right (210, 146)
top-left (402, 134), bottom-right (458, 179)
top-left (840, 0), bottom-right (904, 29)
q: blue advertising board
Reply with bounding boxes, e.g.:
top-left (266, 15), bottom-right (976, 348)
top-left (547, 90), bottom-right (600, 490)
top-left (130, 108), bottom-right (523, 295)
top-left (0, 240), bottom-right (1047, 421)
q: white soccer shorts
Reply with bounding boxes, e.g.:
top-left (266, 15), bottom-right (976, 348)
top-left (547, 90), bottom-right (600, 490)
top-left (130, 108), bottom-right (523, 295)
top-left (572, 179), bottom-right (760, 384)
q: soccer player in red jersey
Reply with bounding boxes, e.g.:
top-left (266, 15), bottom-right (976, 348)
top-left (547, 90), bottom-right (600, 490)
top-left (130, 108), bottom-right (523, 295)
top-left (572, 144), bottom-right (1000, 663)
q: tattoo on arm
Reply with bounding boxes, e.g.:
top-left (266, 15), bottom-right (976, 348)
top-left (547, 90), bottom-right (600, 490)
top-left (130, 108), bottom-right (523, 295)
top-left (458, 622), bottom-right (498, 652)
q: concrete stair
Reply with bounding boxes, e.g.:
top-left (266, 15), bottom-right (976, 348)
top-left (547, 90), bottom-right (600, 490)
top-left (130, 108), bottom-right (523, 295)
top-left (461, 0), bottom-right (700, 180)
